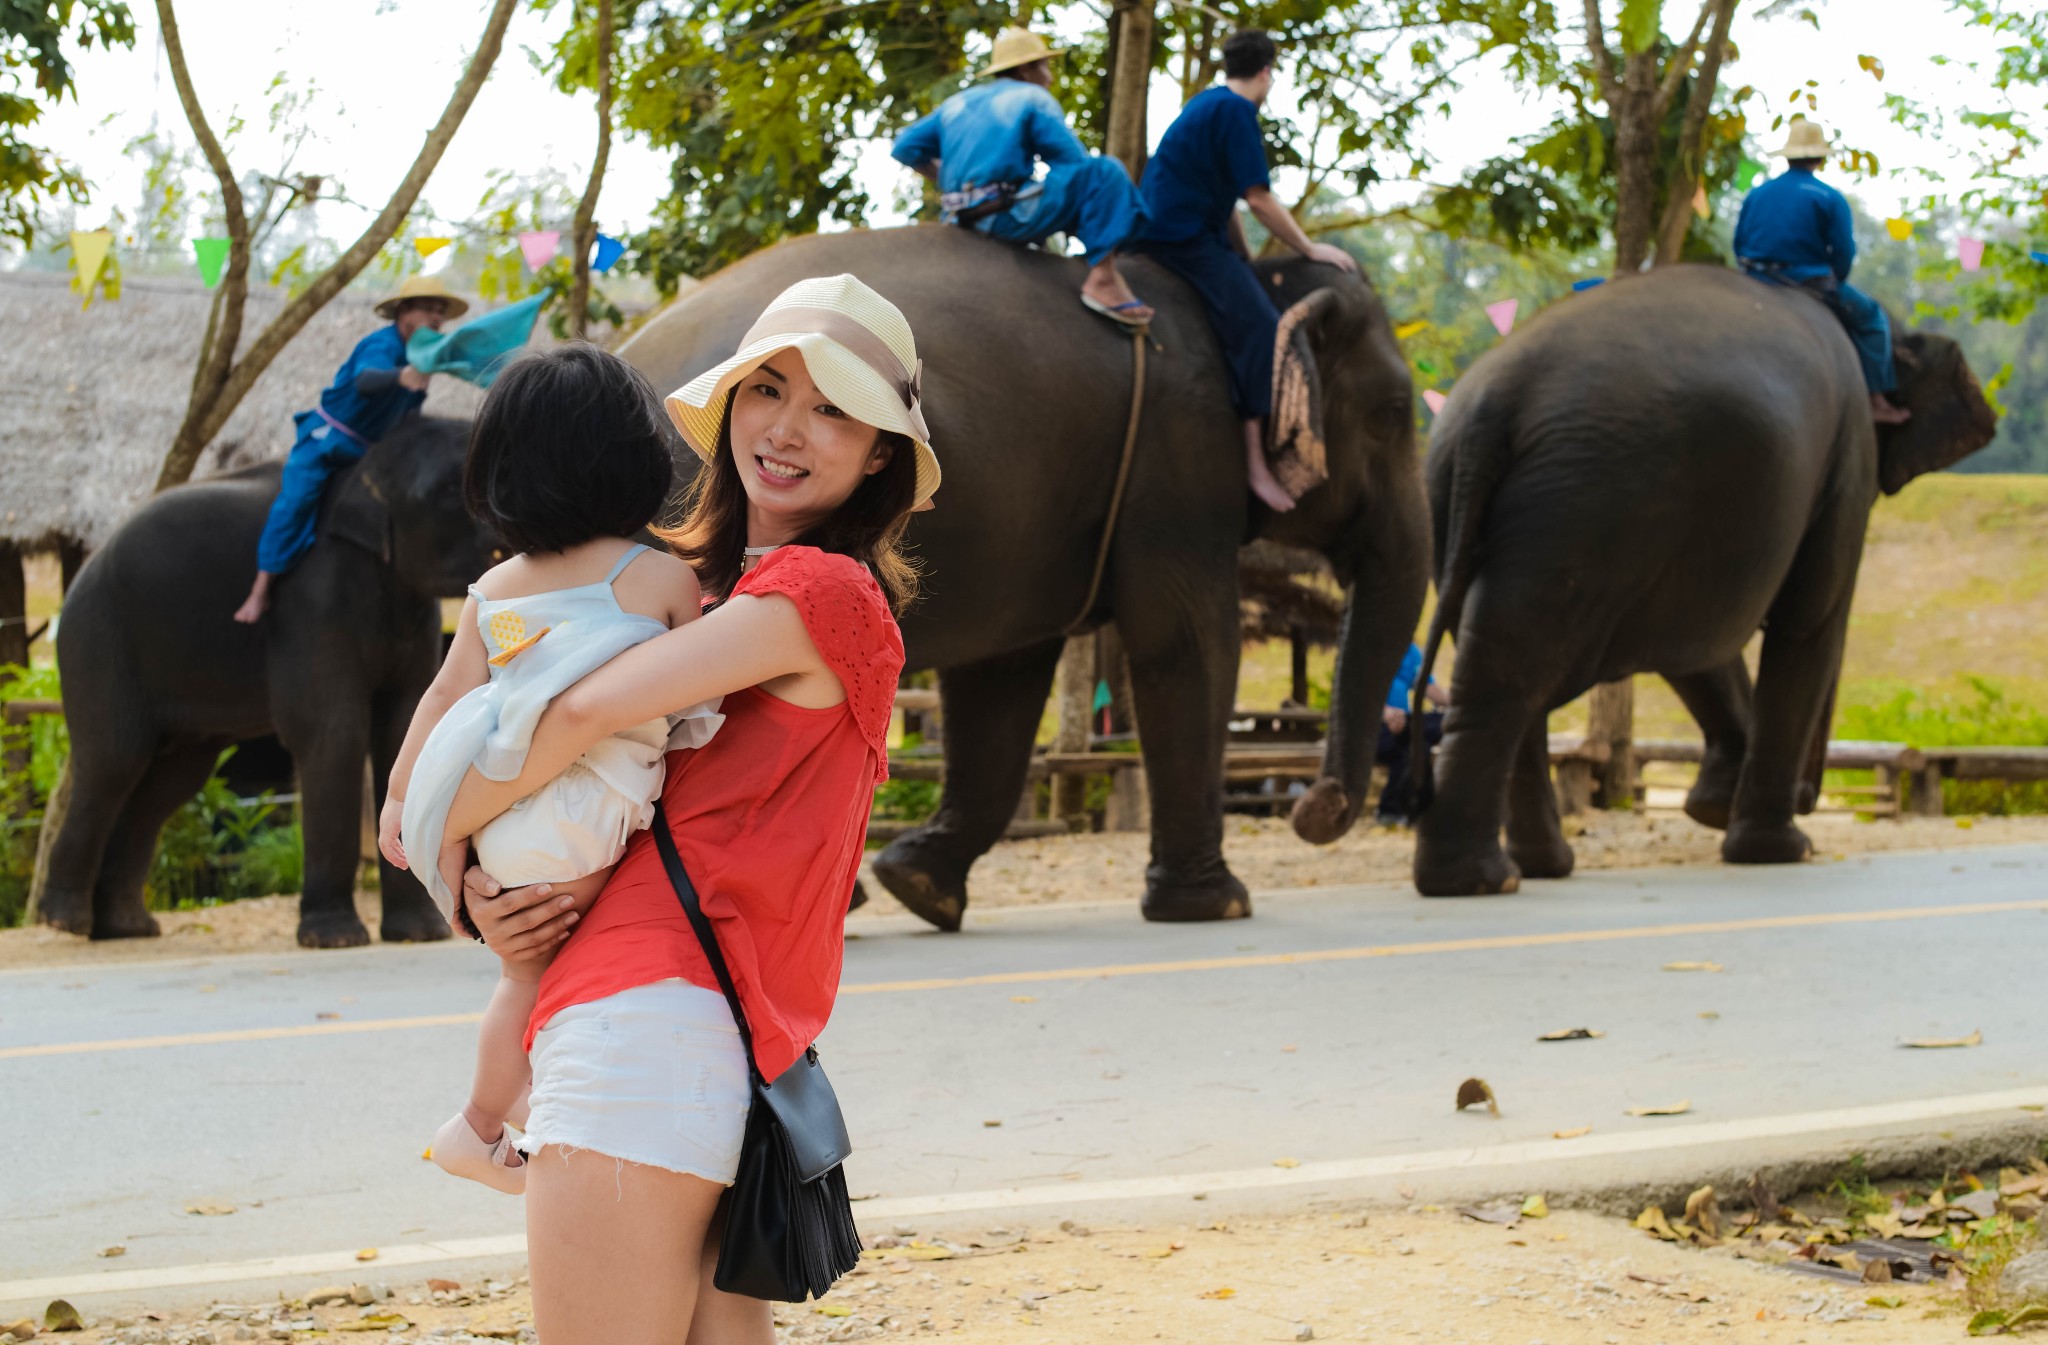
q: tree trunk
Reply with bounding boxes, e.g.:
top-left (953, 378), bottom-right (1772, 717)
top-left (1610, 47), bottom-right (1662, 275)
top-left (1105, 0), bottom-right (1155, 179)
top-left (1052, 635), bottom-right (1095, 822)
top-left (1652, 0), bottom-right (1739, 266)
top-left (566, 0), bottom-right (615, 340)
top-left (1587, 677), bottom-right (1635, 809)
top-left (153, 0), bottom-right (522, 491)
top-left (0, 543), bottom-right (26, 672)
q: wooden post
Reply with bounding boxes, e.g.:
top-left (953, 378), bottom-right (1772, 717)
top-left (1051, 635), bottom-right (1095, 822)
top-left (1554, 758), bottom-right (1595, 816)
top-left (1587, 677), bottom-right (1635, 808)
top-left (0, 543), bottom-right (26, 671)
top-left (1105, 0), bottom-right (1156, 179)
top-left (1289, 624), bottom-right (1309, 706)
top-left (1910, 761), bottom-right (1945, 817)
top-left (57, 540), bottom-right (87, 594)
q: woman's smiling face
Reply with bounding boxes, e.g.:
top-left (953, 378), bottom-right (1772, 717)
top-left (727, 351), bottom-right (892, 540)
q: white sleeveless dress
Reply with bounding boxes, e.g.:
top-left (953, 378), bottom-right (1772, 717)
top-left (401, 544), bottom-right (723, 923)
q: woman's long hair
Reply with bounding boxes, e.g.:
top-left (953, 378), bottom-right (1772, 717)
top-left (660, 403), bottom-right (921, 613)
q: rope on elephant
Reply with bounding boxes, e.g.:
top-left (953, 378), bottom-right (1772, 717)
top-left (1065, 327), bottom-right (1148, 635)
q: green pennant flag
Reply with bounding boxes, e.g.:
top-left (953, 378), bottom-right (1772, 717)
top-left (1735, 157), bottom-right (1765, 191)
top-left (1093, 679), bottom-right (1112, 714)
top-left (192, 237), bottom-right (230, 288)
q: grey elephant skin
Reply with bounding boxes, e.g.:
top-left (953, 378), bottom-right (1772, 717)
top-left (1412, 265), bottom-right (1998, 897)
top-left (30, 418), bottom-right (495, 946)
top-left (619, 225), bottom-right (1429, 927)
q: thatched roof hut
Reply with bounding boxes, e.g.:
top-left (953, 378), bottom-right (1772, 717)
top-left (0, 271), bottom-right (486, 553)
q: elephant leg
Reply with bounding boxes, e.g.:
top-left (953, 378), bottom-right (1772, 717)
top-left (1413, 688), bottom-right (1540, 899)
top-left (1665, 659), bottom-right (1754, 831)
top-left (1505, 717), bottom-right (1573, 881)
top-left (90, 741), bottom-right (230, 939)
top-left (872, 639), bottom-right (1065, 932)
top-left (370, 687), bottom-right (451, 944)
top-left (32, 745), bottom-right (152, 937)
top-left (289, 712), bottom-right (374, 948)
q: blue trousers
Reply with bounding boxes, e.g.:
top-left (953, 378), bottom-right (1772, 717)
top-left (1135, 232), bottom-right (1281, 419)
top-left (981, 157), bottom-right (1144, 267)
top-left (1745, 268), bottom-right (1897, 394)
top-left (255, 411), bottom-right (365, 575)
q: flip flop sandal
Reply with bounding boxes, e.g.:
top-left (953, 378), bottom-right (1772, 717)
top-left (1081, 294), bottom-right (1153, 327)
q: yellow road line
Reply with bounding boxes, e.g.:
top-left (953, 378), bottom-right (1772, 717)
top-left (5, 899), bottom-right (2040, 1061)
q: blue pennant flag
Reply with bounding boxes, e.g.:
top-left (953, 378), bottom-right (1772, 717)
top-left (406, 290), bottom-right (551, 389)
top-left (1572, 277), bottom-right (1606, 291)
top-left (2033, 250), bottom-right (2048, 266)
top-left (592, 233), bottom-right (626, 274)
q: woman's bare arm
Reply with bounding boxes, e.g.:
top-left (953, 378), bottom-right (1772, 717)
top-left (443, 591), bottom-right (830, 840)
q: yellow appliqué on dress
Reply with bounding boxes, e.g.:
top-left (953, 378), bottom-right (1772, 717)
top-left (486, 610), bottom-right (550, 666)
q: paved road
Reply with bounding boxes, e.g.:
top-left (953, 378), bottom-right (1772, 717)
top-left (5, 844), bottom-right (2046, 1308)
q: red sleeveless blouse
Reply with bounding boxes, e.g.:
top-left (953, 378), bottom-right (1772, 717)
top-left (526, 546), bottom-right (903, 1078)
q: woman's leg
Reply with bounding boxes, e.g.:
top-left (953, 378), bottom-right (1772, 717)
top-left (526, 1146), bottom-right (740, 1345)
top-left (685, 1207), bottom-right (775, 1345)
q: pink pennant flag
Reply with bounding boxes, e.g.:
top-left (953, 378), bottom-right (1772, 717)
top-left (1485, 298), bottom-right (1518, 337)
top-left (1422, 390), bottom-right (1448, 414)
top-left (518, 230), bottom-right (561, 273)
top-left (1957, 236), bottom-right (1985, 272)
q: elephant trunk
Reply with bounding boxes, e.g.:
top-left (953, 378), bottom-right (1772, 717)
top-left (1291, 472), bottom-right (1431, 845)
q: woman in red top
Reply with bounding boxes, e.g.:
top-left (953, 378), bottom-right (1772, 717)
top-left (440, 274), bottom-right (941, 1345)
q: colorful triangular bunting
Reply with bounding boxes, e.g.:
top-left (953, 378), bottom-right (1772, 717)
top-left (519, 230), bottom-right (562, 273)
top-left (415, 236), bottom-right (453, 259)
top-left (69, 230), bottom-right (114, 309)
top-left (192, 237), bottom-right (230, 288)
top-left (592, 232), bottom-right (626, 274)
top-left (1885, 217), bottom-right (1914, 242)
top-left (1957, 236), bottom-right (1984, 272)
top-left (1422, 390), bottom-right (1448, 414)
top-left (1485, 298), bottom-right (1518, 337)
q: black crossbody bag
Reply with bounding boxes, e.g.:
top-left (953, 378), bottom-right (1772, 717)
top-left (650, 804), bottom-right (863, 1301)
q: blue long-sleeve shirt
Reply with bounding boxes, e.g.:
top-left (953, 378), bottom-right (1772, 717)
top-left (1733, 166), bottom-right (1856, 283)
top-left (891, 80), bottom-right (1087, 193)
top-left (1386, 643), bottom-right (1434, 710)
top-left (311, 325), bottom-right (425, 443)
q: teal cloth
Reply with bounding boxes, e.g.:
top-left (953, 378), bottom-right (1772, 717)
top-left (405, 290), bottom-right (551, 388)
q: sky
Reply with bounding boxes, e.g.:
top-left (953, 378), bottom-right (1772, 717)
top-left (21, 0), bottom-right (2027, 270)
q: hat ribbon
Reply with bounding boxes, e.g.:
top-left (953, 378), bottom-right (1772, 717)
top-left (741, 304), bottom-right (930, 442)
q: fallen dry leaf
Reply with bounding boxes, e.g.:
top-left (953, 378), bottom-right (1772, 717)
top-left (982, 1120), bottom-right (1002, 1128)
top-left (1684, 1185), bottom-right (1721, 1238)
top-left (1273, 1157), bottom-right (1301, 1169)
top-left (315, 1011), bottom-right (342, 1020)
top-left (336, 1314), bottom-right (411, 1333)
top-left (1198, 1287), bottom-right (1236, 1300)
top-left (1, 1318), bottom-right (36, 1343)
top-left (1552, 1126), bottom-right (1593, 1140)
top-left (1635, 1206), bottom-right (1680, 1241)
top-left (1899, 1029), bottom-right (1982, 1049)
top-left (96, 1245), bottom-right (125, 1258)
top-left (1536, 1027), bottom-right (1605, 1042)
top-left (1624, 1100), bottom-right (1692, 1117)
top-left (1458, 1203), bottom-right (1521, 1227)
top-left (1521, 1194), bottom-right (1550, 1219)
top-left (355, 1248), bottom-right (378, 1262)
top-left (1455, 1077), bottom-right (1500, 1117)
top-left (1662, 961), bottom-right (1724, 973)
top-left (184, 1201), bottom-right (236, 1217)
top-left (42, 1300), bottom-right (84, 1332)
top-left (1009, 996), bottom-right (1036, 1004)
top-left (815, 1304), bottom-right (854, 1317)
top-left (426, 1279), bottom-right (461, 1293)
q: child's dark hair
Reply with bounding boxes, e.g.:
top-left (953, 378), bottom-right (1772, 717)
top-left (464, 343), bottom-right (677, 555)
top-left (1222, 29), bottom-right (1276, 80)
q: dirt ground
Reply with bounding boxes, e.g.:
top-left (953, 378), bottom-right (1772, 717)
top-left (12, 1204), bottom-right (1994, 1344)
top-left (7, 811), bottom-right (2048, 970)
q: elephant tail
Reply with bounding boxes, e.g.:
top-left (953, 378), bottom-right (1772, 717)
top-left (1411, 387), bottom-right (1514, 813)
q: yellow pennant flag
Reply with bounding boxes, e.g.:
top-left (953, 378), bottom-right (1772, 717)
top-left (69, 230), bottom-right (115, 309)
top-left (1691, 183), bottom-right (1710, 219)
top-left (414, 237), bottom-right (454, 259)
top-left (1885, 218), bottom-right (1914, 242)
top-left (1394, 320), bottom-right (1430, 340)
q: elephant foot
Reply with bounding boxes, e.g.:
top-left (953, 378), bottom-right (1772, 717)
top-left (88, 907), bottom-right (161, 940)
top-left (1794, 780), bottom-right (1819, 816)
top-left (1141, 868), bottom-right (1251, 923)
top-left (297, 909), bottom-right (373, 949)
top-left (36, 896), bottom-right (95, 939)
top-left (380, 903), bottom-right (453, 944)
top-left (1722, 818), bottom-right (1813, 866)
top-left (1290, 778), bottom-right (1358, 845)
top-left (1507, 835), bottom-right (1575, 881)
top-left (1684, 788), bottom-right (1733, 831)
top-left (1413, 843), bottom-right (1522, 898)
top-left (871, 840), bottom-right (968, 932)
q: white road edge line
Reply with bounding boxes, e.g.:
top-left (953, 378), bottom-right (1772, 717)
top-left (9, 1085), bottom-right (2045, 1306)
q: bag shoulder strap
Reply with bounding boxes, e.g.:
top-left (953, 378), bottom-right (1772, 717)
top-left (651, 803), bottom-right (762, 1084)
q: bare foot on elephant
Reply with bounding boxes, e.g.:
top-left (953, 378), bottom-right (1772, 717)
top-left (1870, 393), bottom-right (1911, 425)
top-left (1244, 423), bottom-right (1296, 514)
top-left (232, 572), bottom-right (274, 624)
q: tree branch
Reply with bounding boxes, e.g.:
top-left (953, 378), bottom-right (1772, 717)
top-left (1654, 0), bottom-right (1715, 117)
top-left (568, 0), bottom-right (615, 340)
top-left (1654, 0), bottom-right (1740, 264)
top-left (1582, 0), bottom-right (1620, 104)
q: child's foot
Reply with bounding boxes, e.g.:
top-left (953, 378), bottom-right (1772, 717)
top-left (429, 1112), bottom-right (526, 1195)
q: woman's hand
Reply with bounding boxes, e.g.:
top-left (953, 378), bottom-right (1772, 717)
top-left (464, 866), bottom-right (582, 959)
top-left (377, 795), bottom-right (408, 869)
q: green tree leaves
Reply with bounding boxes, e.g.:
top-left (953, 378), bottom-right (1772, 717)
top-left (0, 0), bottom-right (137, 246)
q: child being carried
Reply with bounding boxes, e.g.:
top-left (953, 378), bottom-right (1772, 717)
top-left (379, 345), bottom-right (718, 1194)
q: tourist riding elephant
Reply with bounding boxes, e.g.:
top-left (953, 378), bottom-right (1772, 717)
top-left (619, 225), bottom-right (1428, 926)
top-left (1411, 265), bottom-right (1997, 897)
top-left (31, 418), bottom-right (495, 945)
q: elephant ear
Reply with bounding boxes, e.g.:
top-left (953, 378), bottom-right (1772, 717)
top-left (321, 458), bottom-right (394, 564)
top-left (1267, 289), bottom-right (1340, 500)
top-left (1877, 330), bottom-right (1999, 495)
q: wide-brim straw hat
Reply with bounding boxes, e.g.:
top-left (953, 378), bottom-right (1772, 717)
top-left (985, 26), bottom-right (1061, 76)
top-left (376, 274), bottom-right (470, 320)
top-left (665, 273), bottom-right (942, 509)
top-left (1772, 117), bottom-right (1833, 159)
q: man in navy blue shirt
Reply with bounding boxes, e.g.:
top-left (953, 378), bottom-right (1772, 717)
top-left (233, 276), bottom-right (463, 623)
top-left (893, 27), bottom-right (1152, 325)
top-left (1733, 117), bottom-right (1910, 425)
top-left (1132, 29), bottom-right (1358, 514)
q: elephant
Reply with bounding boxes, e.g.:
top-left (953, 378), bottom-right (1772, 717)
top-left (618, 224), bottom-right (1429, 927)
top-left (30, 417), bottom-right (495, 946)
top-left (1410, 265), bottom-right (1998, 897)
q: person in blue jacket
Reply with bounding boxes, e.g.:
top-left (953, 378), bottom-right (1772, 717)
top-left (892, 26), bottom-right (1153, 326)
top-left (1129, 29), bottom-right (1359, 514)
top-left (1733, 117), bottom-right (1910, 426)
top-left (233, 276), bottom-right (466, 623)
top-left (1376, 642), bottom-right (1448, 825)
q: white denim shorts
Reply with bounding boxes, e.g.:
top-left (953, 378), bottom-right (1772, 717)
top-left (519, 978), bottom-right (751, 1184)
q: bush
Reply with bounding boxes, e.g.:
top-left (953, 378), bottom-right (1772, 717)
top-left (0, 664), bottom-right (66, 927)
top-left (1836, 678), bottom-right (2048, 815)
